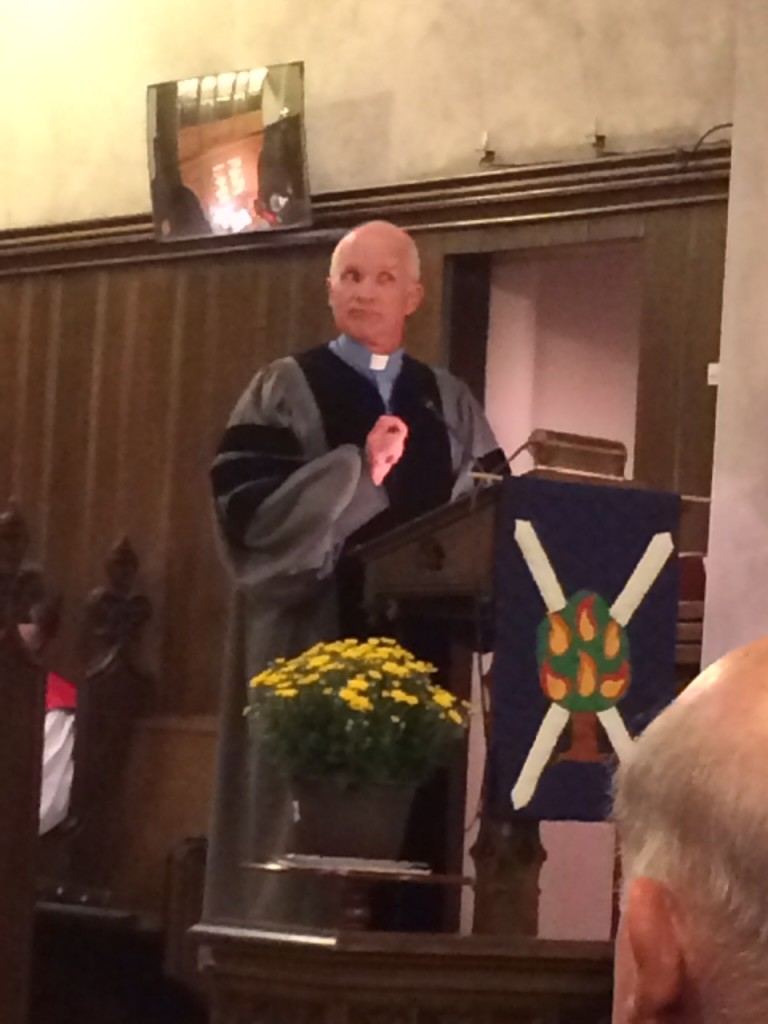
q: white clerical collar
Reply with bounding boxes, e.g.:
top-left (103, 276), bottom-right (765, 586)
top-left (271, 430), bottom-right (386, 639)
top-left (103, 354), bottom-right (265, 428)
top-left (328, 335), bottom-right (405, 409)
top-left (329, 334), bottom-right (404, 376)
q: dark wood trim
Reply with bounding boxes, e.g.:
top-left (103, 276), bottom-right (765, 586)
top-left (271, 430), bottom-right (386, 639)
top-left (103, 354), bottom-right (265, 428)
top-left (444, 253), bottom-right (493, 402)
top-left (193, 924), bottom-right (613, 1024)
top-left (0, 144), bottom-right (729, 277)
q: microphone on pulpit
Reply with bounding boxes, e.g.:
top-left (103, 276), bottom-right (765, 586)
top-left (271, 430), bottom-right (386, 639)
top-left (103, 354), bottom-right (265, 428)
top-left (422, 398), bottom-right (479, 479)
top-left (421, 397), bottom-right (515, 483)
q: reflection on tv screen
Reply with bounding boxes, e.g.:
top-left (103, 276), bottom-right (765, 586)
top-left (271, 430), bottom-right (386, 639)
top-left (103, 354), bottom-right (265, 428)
top-left (147, 61), bottom-right (311, 241)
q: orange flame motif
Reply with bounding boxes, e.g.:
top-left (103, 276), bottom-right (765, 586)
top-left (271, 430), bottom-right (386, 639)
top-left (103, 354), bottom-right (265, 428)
top-left (600, 665), bottom-right (630, 700)
top-left (548, 613), bottom-right (571, 656)
top-left (576, 651), bottom-right (598, 697)
top-left (577, 596), bottom-right (597, 642)
top-left (541, 669), bottom-right (570, 702)
top-left (604, 619), bottom-right (622, 660)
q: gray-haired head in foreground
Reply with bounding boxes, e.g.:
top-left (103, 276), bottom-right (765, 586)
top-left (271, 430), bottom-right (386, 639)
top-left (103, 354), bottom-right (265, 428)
top-left (614, 638), bottom-right (768, 1018)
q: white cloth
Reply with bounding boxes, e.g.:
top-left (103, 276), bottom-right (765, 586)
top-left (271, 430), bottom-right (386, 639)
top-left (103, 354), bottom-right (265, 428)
top-left (39, 709), bottom-right (75, 835)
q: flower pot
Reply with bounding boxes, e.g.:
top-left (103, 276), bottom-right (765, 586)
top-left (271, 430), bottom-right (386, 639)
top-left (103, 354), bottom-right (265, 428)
top-left (293, 778), bottom-right (416, 861)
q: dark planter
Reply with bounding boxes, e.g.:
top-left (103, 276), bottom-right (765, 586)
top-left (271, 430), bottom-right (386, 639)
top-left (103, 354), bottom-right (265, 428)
top-left (293, 778), bottom-right (416, 860)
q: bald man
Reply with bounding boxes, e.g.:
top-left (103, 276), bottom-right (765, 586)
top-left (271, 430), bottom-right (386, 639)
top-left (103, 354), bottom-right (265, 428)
top-left (207, 222), bottom-right (503, 914)
top-left (211, 220), bottom-right (503, 669)
top-left (612, 637), bottom-right (768, 1024)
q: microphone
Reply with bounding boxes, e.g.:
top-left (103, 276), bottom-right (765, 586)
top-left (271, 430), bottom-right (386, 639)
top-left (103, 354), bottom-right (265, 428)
top-left (421, 397), bottom-right (512, 483)
top-left (420, 397), bottom-right (533, 481)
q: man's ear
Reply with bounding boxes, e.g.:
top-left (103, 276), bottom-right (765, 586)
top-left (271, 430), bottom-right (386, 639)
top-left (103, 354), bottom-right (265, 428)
top-left (405, 281), bottom-right (424, 316)
top-left (624, 877), bottom-right (685, 1021)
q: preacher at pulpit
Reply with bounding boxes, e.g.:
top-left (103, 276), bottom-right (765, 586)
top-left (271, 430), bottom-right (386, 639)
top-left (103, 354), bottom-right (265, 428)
top-left (206, 220), bottom-right (503, 915)
top-left (211, 219), bottom-right (504, 675)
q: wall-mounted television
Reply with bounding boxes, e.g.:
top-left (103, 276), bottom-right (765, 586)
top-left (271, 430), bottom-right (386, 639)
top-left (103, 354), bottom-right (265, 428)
top-left (147, 60), bottom-right (311, 241)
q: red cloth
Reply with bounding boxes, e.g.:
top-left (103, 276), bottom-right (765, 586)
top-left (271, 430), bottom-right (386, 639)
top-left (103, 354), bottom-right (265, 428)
top-left (45, 672), bottom-right (77, 712)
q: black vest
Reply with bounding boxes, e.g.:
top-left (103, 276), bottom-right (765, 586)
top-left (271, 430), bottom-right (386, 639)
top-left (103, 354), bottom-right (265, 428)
top-left (295, 346), bottom-right (454, 545)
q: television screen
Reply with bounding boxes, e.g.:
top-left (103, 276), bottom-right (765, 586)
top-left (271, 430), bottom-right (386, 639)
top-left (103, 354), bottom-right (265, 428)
top-left (147, 61), bottom-right (311, 241)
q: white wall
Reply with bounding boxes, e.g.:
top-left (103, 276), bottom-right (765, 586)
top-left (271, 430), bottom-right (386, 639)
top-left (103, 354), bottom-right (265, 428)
top-left (486, 244), bottom-right (642, 474)
top-left (703, 0), bottom-right (768, 664)
top-left (538, 821), bottom-right (615, 940)
top-left (485, 259), bottom-right (540, 472)
top-left (1, 0), bottom-right (734, 230)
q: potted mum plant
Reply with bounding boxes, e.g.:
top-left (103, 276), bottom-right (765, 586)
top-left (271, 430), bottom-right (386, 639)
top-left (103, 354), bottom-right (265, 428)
top-left (247, 636), bottom-right (470, 860)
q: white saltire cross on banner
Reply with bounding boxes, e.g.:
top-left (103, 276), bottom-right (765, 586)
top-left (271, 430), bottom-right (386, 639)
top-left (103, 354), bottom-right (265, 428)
top-left (511, 521), bottom-right (674, 810)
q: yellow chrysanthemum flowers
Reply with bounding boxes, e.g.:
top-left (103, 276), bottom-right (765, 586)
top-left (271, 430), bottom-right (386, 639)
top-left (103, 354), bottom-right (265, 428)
top-left (246, 637), bottom-right (469, 784)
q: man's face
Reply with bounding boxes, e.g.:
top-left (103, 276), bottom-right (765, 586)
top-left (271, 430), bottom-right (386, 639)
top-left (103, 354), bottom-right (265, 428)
top-left (327, 226), bottom-right (423, 354)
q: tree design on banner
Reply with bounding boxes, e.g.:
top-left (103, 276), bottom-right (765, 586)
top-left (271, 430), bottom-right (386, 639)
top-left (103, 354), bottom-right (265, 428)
top-left (489, 477), bottom-right (680, 822)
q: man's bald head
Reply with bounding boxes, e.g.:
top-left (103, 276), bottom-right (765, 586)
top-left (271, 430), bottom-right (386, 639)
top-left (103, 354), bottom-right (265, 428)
top-left (329, 221), bottom-right (421, 283)
top-left (612, 637), bottom-right (768, 1023)
top-left (327, 221), bottom-right (424, 355)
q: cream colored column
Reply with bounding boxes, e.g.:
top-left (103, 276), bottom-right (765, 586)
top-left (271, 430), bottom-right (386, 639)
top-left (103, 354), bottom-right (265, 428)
top-left (703, 0), bottom-right (768, 663)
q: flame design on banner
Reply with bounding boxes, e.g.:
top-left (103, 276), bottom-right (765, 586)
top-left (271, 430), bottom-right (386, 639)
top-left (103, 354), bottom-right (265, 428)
top-left (491, 476), bottom-right (680, 821)
top-left (537, 590), bottom-right (631, 713)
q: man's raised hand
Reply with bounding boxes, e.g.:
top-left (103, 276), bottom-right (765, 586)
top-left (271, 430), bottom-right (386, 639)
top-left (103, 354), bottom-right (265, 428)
top-left (366, 415), bottom-right (409, 486)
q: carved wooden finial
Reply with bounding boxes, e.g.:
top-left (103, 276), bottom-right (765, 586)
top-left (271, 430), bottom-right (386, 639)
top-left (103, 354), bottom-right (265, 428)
top-left (0, 499), bottom-right (30, 576)
top-left (0, 500), bottom-right (48, 629)
top-left (82, 538), bottom-right (151, 665)
top-left (105, 537), bottom-right (140, 596)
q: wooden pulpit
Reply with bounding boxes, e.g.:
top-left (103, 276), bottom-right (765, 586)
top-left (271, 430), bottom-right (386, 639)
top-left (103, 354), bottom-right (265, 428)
top-left (354, 484), bottom-right (500, 614)
top-left (352, 474), bottom-right (708, 936)
top-left (354, 477), bottom-right (707, 673)
top-left (195, 466), bottom-right (705, 1024)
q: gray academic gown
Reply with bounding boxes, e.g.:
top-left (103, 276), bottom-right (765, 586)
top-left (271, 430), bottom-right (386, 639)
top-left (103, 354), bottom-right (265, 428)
top-left (205, 352), bottom-right (501, 922)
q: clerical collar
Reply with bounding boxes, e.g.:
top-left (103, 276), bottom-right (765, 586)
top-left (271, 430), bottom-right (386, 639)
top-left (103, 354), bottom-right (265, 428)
top-left (328, 334), bottom-right (404, 407)
top-left (329, 334), bottom-right (403, 373)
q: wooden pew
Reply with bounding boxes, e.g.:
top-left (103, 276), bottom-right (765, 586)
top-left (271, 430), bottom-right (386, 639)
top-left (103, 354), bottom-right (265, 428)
top-left (0, 504), bottom-right (48, 1024)
top-left (38, 538), bottom-right (153, 902)
top-left (30, 538), bottom-right (212, 1024)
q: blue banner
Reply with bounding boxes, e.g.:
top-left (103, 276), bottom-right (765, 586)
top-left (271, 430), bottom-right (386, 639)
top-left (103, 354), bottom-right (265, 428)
top-left (488, 476), bottom-right (680, 822)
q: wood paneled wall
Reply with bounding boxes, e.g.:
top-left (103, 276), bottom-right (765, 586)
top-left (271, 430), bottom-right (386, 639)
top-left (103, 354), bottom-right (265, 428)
top-left (0, 146), bottom-right (729, 717)
top-left (634, 202), bottom-right (728, 495)
top-left (0, 242), bottom-right (446, 715)
top-left (109, 714), bottom-right (218, 915)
